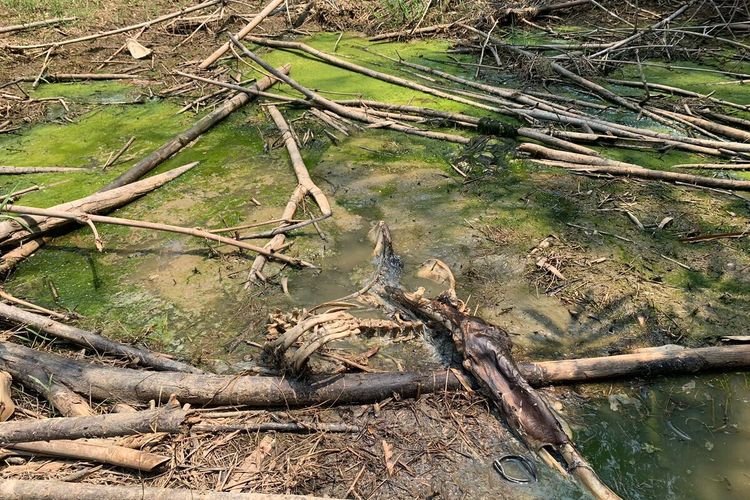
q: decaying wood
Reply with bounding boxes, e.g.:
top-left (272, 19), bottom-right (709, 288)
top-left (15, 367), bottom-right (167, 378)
top-left (103, 66), bottom-right (289, 190)
top-left (0, 16), bottom-right (76, 35)
top-left (0, 340), bottom-right (460, 407)
top-left (0, 301), bottom-right (201, 373)
top-left (19, 73), bottom-right (139, 83)
top-left (198, 0), bottom-right (285, 69)
top-left (249, 105), bottom-right (332, 282)
top-left (0, 480), bottom-right (330, 500)
top-left (0, 397), bottom-right (190, 446)
top-left (6, 440), bottom-right (169, 471)
top-left (0, 161), bottom-right (197, 246)
top-left (369, 22), bottom-right (456, 41)
top-left (0, 166), bottom-right (89, 174)
top-left (675, 163), bottom-right (750, 171)
top-left (5, 0), bottom-right (222, 50)
top-left (9, 364), bottom-right (94, 417)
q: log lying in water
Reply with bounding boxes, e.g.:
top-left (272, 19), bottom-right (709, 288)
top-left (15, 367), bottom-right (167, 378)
top-left (0, 161), bottom-right (198, 247)
top-left (0, 480), bottom-right (327, 500)
top-left (0, 301), bottom-right (201, 373)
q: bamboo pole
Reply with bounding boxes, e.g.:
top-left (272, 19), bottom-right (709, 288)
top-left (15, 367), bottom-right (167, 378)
top-left (198, 0), bottom-right (285, 69)
top-left (0, 16), bottom-right (76, 34)
top-left (0, 204), bottom-right (315, 268)
top-left (249, 105), bottom-right (332, 281)
top-left (0, 166), bottom-right (89, 174)
top-left (0, 480), bottom-right (329, 500)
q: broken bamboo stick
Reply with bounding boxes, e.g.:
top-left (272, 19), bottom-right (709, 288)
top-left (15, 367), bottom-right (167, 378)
top-left (0, 16), bottom-right (76, 35)
top-left (0, 161), bottom-right (198, 246)
top-left (5, 440), bottom-right (169, 471)
top-left (0, 204), bottom-right (315, 268)
top-left (0, 166), bottom-right (89, 174)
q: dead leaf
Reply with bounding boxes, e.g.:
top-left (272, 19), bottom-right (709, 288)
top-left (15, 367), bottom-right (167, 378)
top-left (382, 440), bottom-right (395, 476)
top-left (0, 371), bottom-right (15, 421)
top-left (126, 39), bottom-right (152, 59)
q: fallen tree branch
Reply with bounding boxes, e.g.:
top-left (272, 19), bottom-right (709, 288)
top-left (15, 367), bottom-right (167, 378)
top-left (6, 440), bottom-right (169, 471)
top-left (0, 166), bottom-right (89, 174)
top-left (2, 341), bottom-right (749, 407)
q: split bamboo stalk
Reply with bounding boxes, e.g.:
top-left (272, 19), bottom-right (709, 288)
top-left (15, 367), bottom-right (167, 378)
top-left (249, 105), bottom-right (332, 281)
top-left (5, 0), bottom-right (222, 50)
top-left (198, 0), bottom-right (285, 69)
top-left (6, 441), bottom-right (169, 471)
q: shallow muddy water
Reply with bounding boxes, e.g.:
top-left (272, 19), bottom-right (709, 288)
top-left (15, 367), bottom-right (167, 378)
top-left (2, 34), bottom-right (750, 498)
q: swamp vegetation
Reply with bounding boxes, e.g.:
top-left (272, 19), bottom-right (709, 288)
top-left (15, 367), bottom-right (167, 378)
top-left (0, 0), bottom-right (749, 498)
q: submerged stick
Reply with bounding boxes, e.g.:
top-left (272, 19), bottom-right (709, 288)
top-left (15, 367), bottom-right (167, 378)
top-left (1, 204), bottom-right (315, 268)
top-left (0, 302), bottom-right (201, 373)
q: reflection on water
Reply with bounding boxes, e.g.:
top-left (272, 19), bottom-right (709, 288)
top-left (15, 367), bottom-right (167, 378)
top-left (576, 373), bottom-right (750, 499)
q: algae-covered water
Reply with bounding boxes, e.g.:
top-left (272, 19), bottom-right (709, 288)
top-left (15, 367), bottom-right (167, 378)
top-left (1, 34), bottom-right (750, 498)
